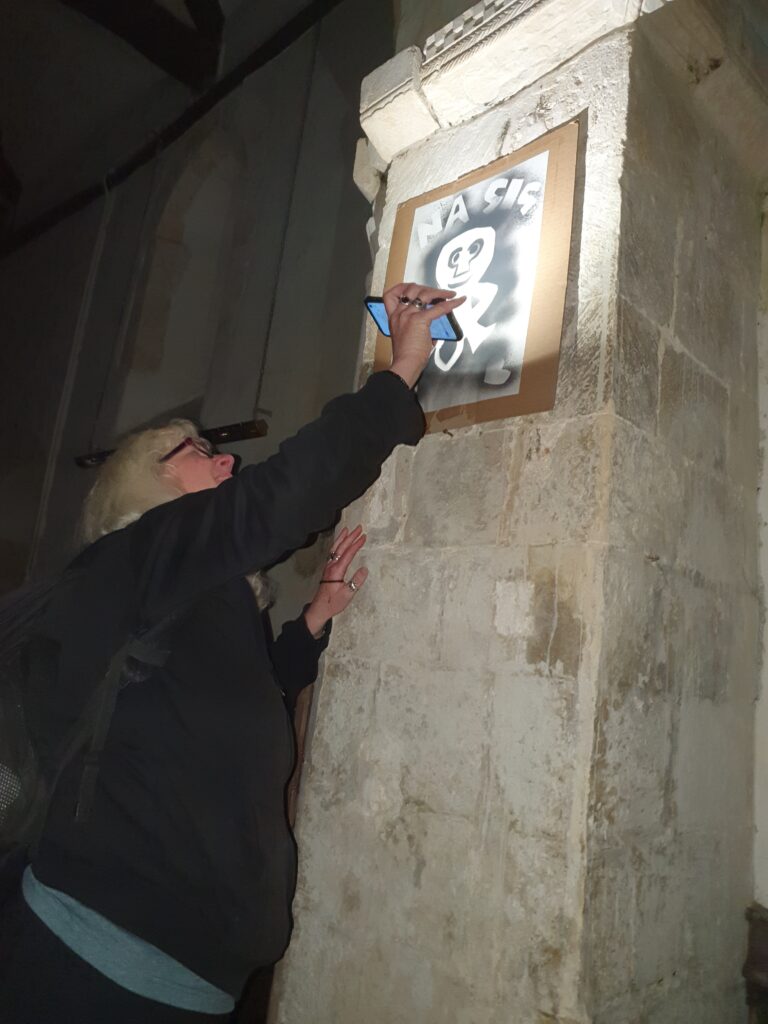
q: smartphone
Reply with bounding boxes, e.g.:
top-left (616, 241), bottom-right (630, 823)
top-left (364, 296), bottom-right (463, 342)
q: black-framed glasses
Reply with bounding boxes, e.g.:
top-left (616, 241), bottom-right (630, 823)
top-left (74, 418), bottom-right (271, 468)
top-left (158, 436), bottom-right (217, 463)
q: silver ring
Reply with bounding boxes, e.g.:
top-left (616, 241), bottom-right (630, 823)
top-left (347, 580), bottom-right (358, 592)
top-left (328, 551), bottom-right (341, 562)
top-left (398, 295), bottom-right (411, 304)
top-left (411, 297), bottom-right (424, 309)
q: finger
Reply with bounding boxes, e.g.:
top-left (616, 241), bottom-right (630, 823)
top-left (410, 287), bottom-right (459, 306)
top-left (349, 566), bottom-right (368, 590)
top-left (336, 533), bottom-right (367, 576)
top-left (336, 566), bottom-right (369, 611)
top-left (422, 295), bottom-right (466, 322)
top-left (329, 525), bottom-right (347, 553)
top-left (383, 282), bottom-right (415, 317)
top-left (333, 525), bottom-right (363, 560)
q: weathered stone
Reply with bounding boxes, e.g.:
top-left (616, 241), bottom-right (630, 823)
top-left (343, 444), bottom-right (415, 545)
top-left (607, 416), bottom-right (684, 562)
top-left (501, 415), bottom-right (607, 546)
top-left (360, 47), bottom-right (439, 164)
top-left (613, 296), bottom-right (660, 433)
top-left (275, 4), bottom-right (765, 1023)
top-left (490, 672), bottom-right (578, 838)
top-left (674, 697), bottom-right (753, 834)
top-left (436, 544), bottom-right (528, 671)
top-left (677, 464), bottom-right (750, 586)
top-left (673, 203), bottom-right (745, 383)
top-left (405, 429), bottom-right (509, 547)
top-left (330, 547), bottom-right (451, 668)
top-left (658, 340), bottom-right (728, 475)
top-left (619, 163), bottom-right (678, 328)
top-left (363, 661), bottom-right (493, 820)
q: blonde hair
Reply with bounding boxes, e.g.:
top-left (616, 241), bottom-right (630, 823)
top-left (80, 419), bottom-right (274, 609)
top-left (81, 419), bottom-right (196, 545)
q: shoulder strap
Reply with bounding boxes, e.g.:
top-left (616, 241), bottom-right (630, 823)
top-left (73, 640), bottom-right (132, 823)
top-left (72, 616), bottom-right (177, 824)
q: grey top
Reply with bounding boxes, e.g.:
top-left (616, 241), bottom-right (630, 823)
top-left (22, 867), bottom-right (235, 1014)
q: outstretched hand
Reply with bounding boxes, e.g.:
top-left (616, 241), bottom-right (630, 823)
top-left (384, 281), bottom-right (466, 388)
top-left (303, 525), bottom-right (368, 638)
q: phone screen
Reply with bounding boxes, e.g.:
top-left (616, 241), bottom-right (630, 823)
top-left (364, 298), bottom-right (462, 342)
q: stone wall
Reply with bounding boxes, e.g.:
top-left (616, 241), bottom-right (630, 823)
top-left (272, 28), bottom-right (633, 1024)
top-left (273, 1), bottom-right (767, 1021)
top-left (585, 21), bottom-right (762, 1022)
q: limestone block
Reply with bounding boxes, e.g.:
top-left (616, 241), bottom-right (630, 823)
top-left (300, 655), bottom-right (378, 814)
top-left (329, 546), bottom-right (451, 667)
top-left (343, 444), bottom-right (415, 545)
top-left (281, 803), bottom-right (570, 1023)
top-left (360, 47), bottom-right (440, 164)
top-left (587, 840), bottom-right (688, 1009)
top-left (679, 829), bottom-right (753, 987)
top-left (490, 672), bottom-right (578, 838)
top-left (352, 137), bottom-right (383, 204)
top-left (591, 688), bottom-right (675, 836)
top-left (677, 463), bottom-right (751, 586)
top-left (673, 203), bottom-right (745, 383)
top-left (666, 572), bottom-right (736, 703)
top-left (607, 416), bottom-right (684, 562)
top-left (525, 544), bottom-right (596, 679)
top-left (618, 168), bottom-right (678, 330)
top-left (674, 698), bottom-right (753, 834)
top-left (586, 844), bottom-right (639, 1007)
top-left (624, 31), bottom-right (699, 188)
top-left (598, 550), bottom-right (673, 703)
top-left (435, 544), bottom-right (527, 671)
top-left (552, 292), bottom-right (603, 420)
top-left (404, 429), bottom-right (509, 547)
top-left (419, 0), bottom-right (641, 127)
top-left (362, 660), bottom-right (493, 820)
top-left (612, 297), bottom-right (660, 434)
top-left (658, 340), bottom-right (728, 475)
top-left (501, 415), bottom-right (607, 547)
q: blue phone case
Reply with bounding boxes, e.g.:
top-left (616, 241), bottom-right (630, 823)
top-left (364, 297), bottom-right (462, 342)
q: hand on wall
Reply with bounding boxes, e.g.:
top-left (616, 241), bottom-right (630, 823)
top-left (303, 525), bottom-right (368, 637)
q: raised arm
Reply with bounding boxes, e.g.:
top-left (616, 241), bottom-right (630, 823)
top-left (129, 373), bottom-right (422, 624)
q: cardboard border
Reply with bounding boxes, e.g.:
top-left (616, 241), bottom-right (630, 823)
top-left (375, 120), bottom-right (580, 432)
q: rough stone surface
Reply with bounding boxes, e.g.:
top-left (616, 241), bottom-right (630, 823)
top-left (360, 47), bottom-right (439, 163)
top-left (273, 5), bottom-right (764, 1024)
top-left (582, 20), bottom-right (761, 1024)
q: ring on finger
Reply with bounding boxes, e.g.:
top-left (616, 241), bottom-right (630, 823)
top-left (398, 295), bottom-right (411, 304)
top-left (411, 297), bottom-right (425, 309)
top-left (347, 580), bottom-right (359, 592)
top-left (328, 551), bottom-right (341, 562)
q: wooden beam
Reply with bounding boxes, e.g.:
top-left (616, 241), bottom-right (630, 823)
top-left (61, 0), bottom-right (220, 90)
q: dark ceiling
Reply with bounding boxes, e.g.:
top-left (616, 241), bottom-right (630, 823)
top-left (0, 0), bottom-right (321, 226)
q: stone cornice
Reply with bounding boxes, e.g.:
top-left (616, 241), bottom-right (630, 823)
top-left (422, 0), bottom-right (546, 67)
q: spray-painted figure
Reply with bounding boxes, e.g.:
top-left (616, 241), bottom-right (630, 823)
top-left (433, 226), bottom-right (497, 375)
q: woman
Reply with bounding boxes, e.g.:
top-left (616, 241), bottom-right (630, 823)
top-left (0, 283), bottom-right (464, 1022)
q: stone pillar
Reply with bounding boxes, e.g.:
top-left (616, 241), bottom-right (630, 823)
top-left (271, 2), bottom-right (768, 1021)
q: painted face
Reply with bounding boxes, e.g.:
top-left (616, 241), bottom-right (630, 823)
top-left (435, 227), bottom-right (496, 288)
top-left (161, 438), bottom-right (234, 493)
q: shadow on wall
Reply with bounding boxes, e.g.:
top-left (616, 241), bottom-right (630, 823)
top-left (112, 128), bottom-right (243, 436)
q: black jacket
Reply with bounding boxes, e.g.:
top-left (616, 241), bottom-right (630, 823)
top-left (26, 372), bottom-right (424, 996)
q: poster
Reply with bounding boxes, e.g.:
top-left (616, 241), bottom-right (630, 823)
top-left (376, 121), bottom-right (579, 432)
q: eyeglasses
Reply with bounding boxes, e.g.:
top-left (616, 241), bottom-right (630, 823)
top-left (158, 436), bottom-right (217, 463)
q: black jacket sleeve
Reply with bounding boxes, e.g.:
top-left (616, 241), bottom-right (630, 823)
top-left (129, 372), bottom-right (424, 625)
top-left (267, 612), bottom-right (331, 707)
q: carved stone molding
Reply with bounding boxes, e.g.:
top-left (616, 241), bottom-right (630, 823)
top-left (422, 0), bottom-right (546, 67)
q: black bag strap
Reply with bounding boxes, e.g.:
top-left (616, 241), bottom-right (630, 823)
top-left (72, 630), bottom-right (173, 824)
top-left (74, 640), bottom-right (132, 823)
